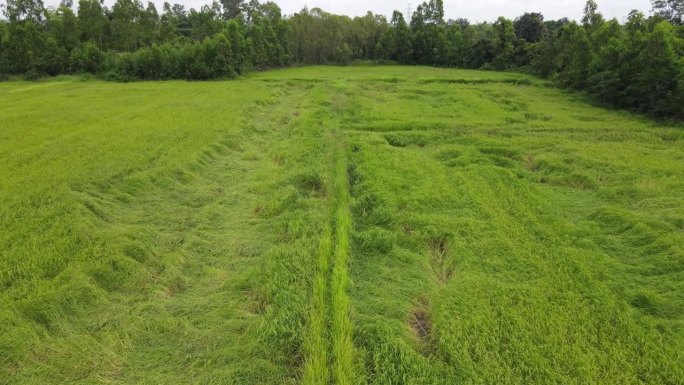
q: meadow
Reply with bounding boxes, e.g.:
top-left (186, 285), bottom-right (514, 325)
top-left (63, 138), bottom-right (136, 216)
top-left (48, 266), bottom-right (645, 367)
top-left (1, 66), bottom-right (682, 384)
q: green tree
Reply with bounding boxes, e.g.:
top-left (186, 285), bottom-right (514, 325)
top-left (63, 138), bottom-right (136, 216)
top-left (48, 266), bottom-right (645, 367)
top-left (111, 0), bottom-right (144, 51)
top-left (160, 2), bottom-right (190, 39)
top-left (47, 3), bottom-right (79, 52)
top-left (582, 0), bottom-right (605, 36)
top-left (390, 11), bottom-right (412, 63)
top-left (630, 21), bottom-right (680, 114)
top-left (529, 35), bottom-right (558, 77)
top-left (514, 12), bottom-right (547, 43)
top-left (139, 1), bottom-right (159, 46)
top-left (226, 19), bottom-right (247, 72)
top-left (652, 0), bottom-right (683, 24)
top-left (586, 18), bottom-right (627, 106)
top-left (675, 57), bottom-right (684, 117)
top-left (287, 7), bottom-right (354, 64)
top-left (444, 22), bottom-right (473, 67)
top-left (77, 0), bottom-right (108, 48)
top-left (2, 0), bottom-right (46, 23)
top-left (410, 0), bottom-right (446, 64)
top-left (69, 40), bottom-right (107, 73)
top-left (491, 17), bottom-right (516, 70)
top-left (0, 21), bottom-right (9, 74)
top-left (188, 1), bottom-right (223, 41)
top-left (221, 0), bottom-right (243, 20)
top-left (5, 20), bottom-right (66, 75)
top-left (245, 1), bottom-right (288, 66)
top-left (556, 21), bottom-right (594, 88)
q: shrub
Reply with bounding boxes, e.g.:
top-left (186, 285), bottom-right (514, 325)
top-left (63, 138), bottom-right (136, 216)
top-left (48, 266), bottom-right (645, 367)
top-left (69, 42), bottom-right (107, 74)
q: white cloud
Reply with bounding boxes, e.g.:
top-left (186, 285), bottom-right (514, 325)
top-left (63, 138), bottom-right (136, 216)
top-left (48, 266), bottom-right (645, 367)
top-left (45, 0), bottom-right (654, 22)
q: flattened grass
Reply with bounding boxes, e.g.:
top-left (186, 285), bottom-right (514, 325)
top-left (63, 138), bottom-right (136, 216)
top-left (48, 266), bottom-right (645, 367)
top-left (337, 71), bottom-right (683, 384)
top-left (1, 80), bottom-right (329, 384)
top-left (1, 66), bottom-right (682, 384)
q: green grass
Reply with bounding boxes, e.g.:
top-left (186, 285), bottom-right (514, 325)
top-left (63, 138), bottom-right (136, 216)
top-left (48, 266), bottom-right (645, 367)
top-left (1, 66), bottom-right (683, 384)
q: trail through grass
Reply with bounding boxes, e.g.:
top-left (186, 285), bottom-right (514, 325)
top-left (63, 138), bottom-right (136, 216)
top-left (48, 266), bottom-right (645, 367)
top-left (1, 66), bottom-right (683, 384)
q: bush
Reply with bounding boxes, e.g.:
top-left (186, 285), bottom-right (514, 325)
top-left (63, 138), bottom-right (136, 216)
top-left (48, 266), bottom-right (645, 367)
top-left (110, 34), bottom-right (241, 81)
top-left (69, 42), bottom-right (107, 74)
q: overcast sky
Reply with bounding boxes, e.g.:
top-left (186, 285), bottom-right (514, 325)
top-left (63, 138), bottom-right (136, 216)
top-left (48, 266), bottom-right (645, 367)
top-left (45, 0), bottom-right (655, 23)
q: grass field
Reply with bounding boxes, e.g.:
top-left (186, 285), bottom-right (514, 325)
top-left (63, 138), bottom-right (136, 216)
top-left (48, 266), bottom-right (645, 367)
top-left (1, 66), bottom-right (683, 384)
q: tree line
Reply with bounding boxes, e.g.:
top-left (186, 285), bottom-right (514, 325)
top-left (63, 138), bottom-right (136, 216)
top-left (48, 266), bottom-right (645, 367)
top-left (1, 0), bottom-right (683, 118)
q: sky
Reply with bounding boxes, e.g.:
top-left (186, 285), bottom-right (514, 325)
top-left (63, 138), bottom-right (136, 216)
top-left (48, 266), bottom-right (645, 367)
top-left (44, 0), bottom-right (655, 23)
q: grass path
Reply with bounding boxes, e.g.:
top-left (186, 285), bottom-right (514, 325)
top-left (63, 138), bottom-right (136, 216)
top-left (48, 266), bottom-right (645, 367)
top-left (329, 132), bottom-right (354, 385)
top-left (302, 86), bottom-right (356, 385)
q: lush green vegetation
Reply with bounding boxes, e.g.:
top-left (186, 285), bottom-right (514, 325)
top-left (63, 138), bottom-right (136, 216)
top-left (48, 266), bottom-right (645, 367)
top-left (1, 0), bottom-right (684, 117)
top-left (1, 66), bottom-right (682, 384)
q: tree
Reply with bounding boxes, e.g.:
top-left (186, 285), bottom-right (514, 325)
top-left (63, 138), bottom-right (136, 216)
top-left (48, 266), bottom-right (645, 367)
top-left (244, 1), bottom-right (288, 66)
top-left (410, 0), bottom-right (446, 64)
top-left (390, 11), bottom-right (412, 63)
top-left (514, 12), bottom-right (546, 43)
top-left (225, 19), bottom-right (247, 72)
top-left (47, 3), bottom-right (79, 52)
top-left (491, 17), bottom-right (516, 69)
top-left (556, 21), bottom-right (594, 88)
top-left (287, 7), bottom-right (355, 64)
top-left (0, 0), bottom-right (680, 122)
top-left (188, 1), bottom-right (222, 41)
top-left (0, 21), bottom-right (9, 74)
top-left (4, 20), bottom-right (66, 75)
top-left (160, 2), bottom-right (190, 39)
top-left (410, 0), bottom-right (444, 27)
top-left (582, 0), bottom-right (604, 34)
top-left (69, 40), bottom-right (106, 73)
top-left (221, 0), bottom-right (244, 20)
top-left (111, 0), bottom-right (144, 51)
top-left (586, 18), bottom-right (627, 106)
top-left (675, 57), bottom-right (684, 117)
top-left (3, 0), bottom-right (46, 23)
top-left (77, 0), bottom-right (108, 48)
top-left (652, 0), bottom-right (684, 24)
top-left (629, 21), bottom-right (680, 114)
top-left (444, 22), bottom-right (470, 66)
top-left (139, 1), bottom-right (159, 46)
top-left (351, 12), bottom-right (387, 60)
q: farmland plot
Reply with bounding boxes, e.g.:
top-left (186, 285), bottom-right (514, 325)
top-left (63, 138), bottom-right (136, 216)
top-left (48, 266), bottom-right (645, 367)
top-left (1, 66), bottom-right (683, 384)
